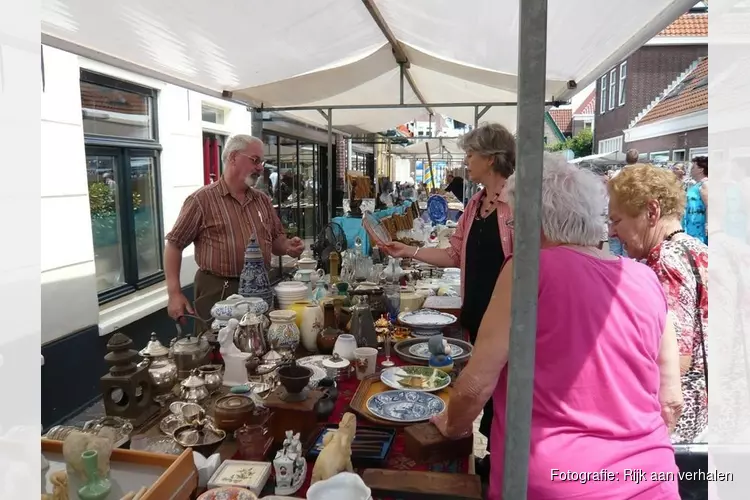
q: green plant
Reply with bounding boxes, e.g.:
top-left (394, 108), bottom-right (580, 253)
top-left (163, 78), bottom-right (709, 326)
top-left (544, 128), bottom-right (593, 158)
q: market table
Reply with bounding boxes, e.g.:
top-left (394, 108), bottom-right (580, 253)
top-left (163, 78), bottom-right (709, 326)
top-left (132, 333), bottom-right (475, 498)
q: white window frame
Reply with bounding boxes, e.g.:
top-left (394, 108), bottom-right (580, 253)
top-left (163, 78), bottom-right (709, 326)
top-left (597, 136), bottom-right (623, 154)
top-left (618, 62), bottom-right (627, 106)
top-left (689, 147), bottom-right (708, 158)
top-left (649, 151), bottom-right (670, 163)
top-left (600, 75), bottom-right (607, 114)
top-left (608, 68), bottom-right (617, 110)
top-left (672, 149), bottom-right (686, 162)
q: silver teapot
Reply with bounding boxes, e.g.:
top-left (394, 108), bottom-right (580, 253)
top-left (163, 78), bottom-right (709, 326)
top-left (170, 317), bottom-right (212, 380)
top-left (234, 312), bottom-right (268, 357)
top-left (138, 333), bottom-right (178, 403)
top-left (180, 368), bottom-right (210, 404)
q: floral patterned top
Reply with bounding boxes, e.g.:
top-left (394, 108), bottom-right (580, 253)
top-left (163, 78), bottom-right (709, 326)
top-left (646, 234), bottom-right (708, 443)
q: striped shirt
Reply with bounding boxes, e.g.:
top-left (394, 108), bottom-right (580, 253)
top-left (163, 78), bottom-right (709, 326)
top-left (166, 178), bottom-right (284, 277)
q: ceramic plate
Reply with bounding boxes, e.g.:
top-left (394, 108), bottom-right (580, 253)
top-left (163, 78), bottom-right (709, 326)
top-left (197, 486), bottom-right (258, 500)
top-left (399, 309), bottom-right (457, 328)
top-left (380, 366), bottom-right (451, 392)
top-left (366, 390), bottom-right (445, 423)
top-left (427, 195), bottom-right (449, 224)
top-left (295, 355), bottom-right (329, 388)
top-left (408, 342), bottom-right (464, 359)
top-left (362, 211), bottom-right (392, 246)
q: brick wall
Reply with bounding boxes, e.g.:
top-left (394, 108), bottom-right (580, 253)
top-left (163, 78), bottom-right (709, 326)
top-left (626, 127), bottom-right (707, 158)
top-left (594, 45), bottom-right (708, 147)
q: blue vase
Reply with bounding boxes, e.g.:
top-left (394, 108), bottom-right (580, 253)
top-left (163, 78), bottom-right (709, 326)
top-left (238, 234), bottom-right (274, 310)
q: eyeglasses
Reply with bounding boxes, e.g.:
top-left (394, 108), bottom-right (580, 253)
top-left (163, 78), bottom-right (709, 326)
top-left (239, 154), bottom-right (266, 167)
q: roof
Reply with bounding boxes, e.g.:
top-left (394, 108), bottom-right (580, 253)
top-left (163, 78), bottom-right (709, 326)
top-left (657, 12), bottom-right (708, 37)
top-left (548, 109), bottom-right (572, 135)
top-left (41, 0), bottom-right (696, 133)
top-left (573, 90), bottom-right (596, 116)
top-left (638, 57), bottom-right (708, 124)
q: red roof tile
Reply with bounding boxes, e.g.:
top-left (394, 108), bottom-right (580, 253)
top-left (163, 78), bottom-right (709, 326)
top-left (549, 108), bottom-right (572, 135)
top-left (657, 12), bottom-right (708, 37)
top-left (639, 57), bottom-right (708, 125)
top-left (573, 91), bottom-right (596, 116)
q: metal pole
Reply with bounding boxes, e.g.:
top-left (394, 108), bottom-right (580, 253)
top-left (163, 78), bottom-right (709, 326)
top-left (399, 63), bottom-right (405, 105)
top-left (327, 108), bottom-right (333, 220)
top-left (502, 0), bottom-right (548, 498)
top-left (257, 101), bottom-right (562, 112)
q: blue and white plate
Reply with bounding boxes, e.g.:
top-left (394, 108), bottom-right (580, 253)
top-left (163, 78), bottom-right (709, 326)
top-left (427, 195), bottom-right (449, 225)
top-left (408, 342), bottom-right (464, 359)
top-left (366, 390), bottom-right (445, 423)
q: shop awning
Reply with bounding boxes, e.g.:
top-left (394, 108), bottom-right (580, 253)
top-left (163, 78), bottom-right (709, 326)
top-left (42, 0), bottom-right (696, 133)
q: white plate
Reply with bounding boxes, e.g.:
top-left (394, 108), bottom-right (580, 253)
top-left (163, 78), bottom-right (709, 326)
top-left (408, 342), bottom-right (464, 359)
top-left (398, 309), bottom-right (457, 328)
top-left (380, 366), bottom-right (451, 392)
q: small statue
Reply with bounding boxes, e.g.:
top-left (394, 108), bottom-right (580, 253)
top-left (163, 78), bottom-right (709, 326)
top-left (427, 334), bottom-right (454, 373)
top-left (273, 430), bottom-right (306, 496)
top-left (311, 412), bottom-right (357, 484)
top-left (42, 470), bottom-right (69, 500)
top-left (217, 319), bottom-right (241, 356)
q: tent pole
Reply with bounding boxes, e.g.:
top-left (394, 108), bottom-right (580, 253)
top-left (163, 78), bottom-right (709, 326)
top-left (258, 101), bottom-right (562, 112)
top-left (399, 63), bottom-right (405, 105)
top-left (502, 0), bottom-right (548, 498)
top-left (327, 108), bottom-right (334, 221)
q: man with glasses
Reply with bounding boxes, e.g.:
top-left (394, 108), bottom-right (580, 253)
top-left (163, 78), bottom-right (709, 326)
top-left (165, 134), bottom-right (305, 325)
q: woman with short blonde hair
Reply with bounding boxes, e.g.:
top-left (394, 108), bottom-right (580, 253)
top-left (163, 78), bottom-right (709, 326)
top-left (609, 163), bottom-right (708, 444)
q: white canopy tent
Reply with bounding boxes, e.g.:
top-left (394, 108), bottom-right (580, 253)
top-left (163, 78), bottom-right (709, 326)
top-left (570, 151), bottom-right (628, 166)
top-left (43, 0), bottom-right (694, 133)
top-left (42, 1), bottom-right (695, 496)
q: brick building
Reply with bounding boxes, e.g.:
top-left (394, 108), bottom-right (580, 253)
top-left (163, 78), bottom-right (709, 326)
top-left (593, 7), bottom-right (708, 156)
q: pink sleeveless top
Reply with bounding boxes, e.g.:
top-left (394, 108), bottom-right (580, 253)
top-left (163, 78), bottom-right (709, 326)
top-left (488, 247), bottom-right (679, 500)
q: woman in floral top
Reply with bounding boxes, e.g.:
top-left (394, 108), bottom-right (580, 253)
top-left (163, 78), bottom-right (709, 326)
top-left (608, 164), bottom-right (708, 443)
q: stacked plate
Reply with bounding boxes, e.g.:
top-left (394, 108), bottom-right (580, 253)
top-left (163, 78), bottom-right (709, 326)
top-left (274, 281), bottom-right (308, 309)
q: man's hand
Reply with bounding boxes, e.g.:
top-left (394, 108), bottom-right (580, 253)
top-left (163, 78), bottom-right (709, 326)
top-left (285, 237), bottom-right (305, 258)
top-left (379, 241), bottom-right (415, 259)
top-left (167, 291), bottom-right (194, 321)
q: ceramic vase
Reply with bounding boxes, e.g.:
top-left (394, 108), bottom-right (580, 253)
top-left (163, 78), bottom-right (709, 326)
top-left (77, 449), bottom-right (111, 500)
top-left (266, 310), bottom-right (300, 352)
top-left (238, 235), bottom-right (274, 310)
top-left (332, 334), bottom-right (357, 362)
top-left (299, 303), bottom-right (324, 352)
top-left (288, 301), bottom-right (310, 329)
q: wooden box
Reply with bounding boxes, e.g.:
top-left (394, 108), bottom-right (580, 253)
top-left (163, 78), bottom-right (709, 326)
top-left (263, 388), bottom-right (323, 444)
top-left (362, 469), bottom-right (482, 500)
top-left (403, 422), bottom-right (473, 464)
top-left (42, 438), bottom-right (197, 500)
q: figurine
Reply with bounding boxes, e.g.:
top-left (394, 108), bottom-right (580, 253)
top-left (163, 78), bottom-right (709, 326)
top-left (273, 430), bottom-right (306, 495)
top-left (427, 334), bottom-right (454, 373)
top-left (218, 319), bottom-right (252, 387)
top-left (311, 412), bottom-right (357, 484)
top-left (42, 470), bottom-right (69, 500)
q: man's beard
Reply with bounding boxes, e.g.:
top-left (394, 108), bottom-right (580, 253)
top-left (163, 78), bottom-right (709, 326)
top-left (245, 174), bottom-right (260, 188)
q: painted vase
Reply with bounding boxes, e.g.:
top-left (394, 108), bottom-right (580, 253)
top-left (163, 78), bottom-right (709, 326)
top-left (266, 310), bottom-right (300, 352)
top-left (77, 449), bottom-right (111, 500)
top-left (299, 303), bottom-right (324, 352)
top-left (238, 234), bottom-right (274, 310)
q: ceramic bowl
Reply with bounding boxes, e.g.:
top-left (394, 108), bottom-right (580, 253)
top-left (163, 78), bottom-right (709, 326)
top-left (197, 486), bottom-right (258, 500)
top-left (278, 364), bottom-right (312, 394)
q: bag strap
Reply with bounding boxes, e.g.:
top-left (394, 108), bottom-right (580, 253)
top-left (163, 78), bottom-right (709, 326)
top-left (682, 244), bottom-right (708, 389)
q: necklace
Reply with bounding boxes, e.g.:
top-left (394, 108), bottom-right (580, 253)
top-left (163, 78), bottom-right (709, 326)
top-left (664, 229), bottom-right (685, 241)
top-left (477, 189), bottom-right (501, 219)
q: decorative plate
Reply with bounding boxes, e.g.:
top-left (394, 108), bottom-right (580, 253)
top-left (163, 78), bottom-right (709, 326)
top-left (398, 309), bottom-right (457, 335)
top-left (296, 355), bottom-right (330, 388)
top-left (207, 460), bottom-right (271, 495)
top-left (362, 211), bottom-right (392, 246)
top-left (380, 366), bottom-right (451, 392)
top-left (393, 337), bottom-right (473, 366)
top-left (408, 342), bottom-right (464, 360)
top-left (197, 486), bottom-right (259, 500)
top-left (366, 390), bottom-right (445, 423)
top-left (427, 195), bottom-right (449, 225)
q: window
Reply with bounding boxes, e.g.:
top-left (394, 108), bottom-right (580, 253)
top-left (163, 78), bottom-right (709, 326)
top-left (689, 147), bottom-right (708, 158)
top-left (201, 104), bottom-right (225, 125)
top-left (618, 62), bottom-right (627, 106)
top-left (649, 151), bottom-right (670, 163)
top-left (584, 121), bottom-right (593, 130)
top-left (599, 75), bottom-right (607, 114)
top-left (598, 136), bottom-right (623, 154)
top-left (672, 150), bottom-right (686, 162)
top-left (81, 70), bottom-right (164, 303)
top-left (608, 68), bottom-right (617, 110)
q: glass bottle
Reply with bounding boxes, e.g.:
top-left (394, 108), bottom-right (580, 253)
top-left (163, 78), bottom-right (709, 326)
top-left (329, 250), bottom-right (341, 284)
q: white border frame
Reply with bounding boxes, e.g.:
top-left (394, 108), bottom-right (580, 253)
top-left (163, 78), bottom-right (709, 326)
top-left (623, 110), bottom-right (707, 143)
top-left (671, 149), bottom-right (686, 162)
top-left (618, 61), bottom-right (627, 107)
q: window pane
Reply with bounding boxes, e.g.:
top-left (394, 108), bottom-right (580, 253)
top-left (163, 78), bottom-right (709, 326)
top-left (201, 104), bottom-right (225, 124)
top-left (131, 156), bottom-right (162, 279)
top-left (87, 154), bottom-right (126, 291)
top-left (81, 82), bottom-right (153, 139)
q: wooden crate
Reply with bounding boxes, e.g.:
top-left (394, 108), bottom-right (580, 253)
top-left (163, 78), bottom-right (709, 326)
top-left (42, 438), bottom-right (197, 500)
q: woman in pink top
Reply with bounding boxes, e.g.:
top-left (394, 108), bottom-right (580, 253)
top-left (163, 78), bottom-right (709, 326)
top-left (431, 156), bottom-right (683, 499)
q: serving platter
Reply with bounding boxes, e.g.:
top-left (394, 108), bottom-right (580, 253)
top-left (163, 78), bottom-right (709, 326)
top-left (380, 366), bottom-right (451, 392)
top-left (407, 342), bottom-right (464, 360)
top-left (366, 390), bottom-right (445, 423)
top-left (398, 309), bottom-right (457, 336)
